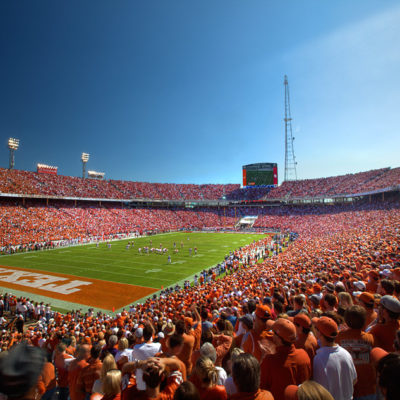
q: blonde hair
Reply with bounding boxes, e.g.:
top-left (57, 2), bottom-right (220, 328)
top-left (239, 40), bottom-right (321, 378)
top-left (101, 354), bottom-right (118, 380)
top-left (230, 347), bottom-right (244, 363)
top-left (70, 336), bottom-right (77, 347)
top-left (102, 369), bottom-right (121, 396)
top-left (195, 356), bottom-right (218, 387)
top-left (118, 337), bottom-right (129, 351)
top-left (338, 292), bottom-right (353, 308)
top-left (298, 381), bottom-right (334, 400)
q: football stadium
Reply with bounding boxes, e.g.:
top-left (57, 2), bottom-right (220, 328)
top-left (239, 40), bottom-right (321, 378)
top-left (1, 2), bottom-right (400, 400)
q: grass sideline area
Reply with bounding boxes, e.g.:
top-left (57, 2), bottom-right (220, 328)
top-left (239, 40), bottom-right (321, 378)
top-left (0, 232), bottom-right (266, 290)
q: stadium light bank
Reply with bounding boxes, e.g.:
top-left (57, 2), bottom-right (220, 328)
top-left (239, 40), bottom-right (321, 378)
top-left (81, 152), bottom-right (90, 179)
top-left (8, 138), bottom-right (19, 169)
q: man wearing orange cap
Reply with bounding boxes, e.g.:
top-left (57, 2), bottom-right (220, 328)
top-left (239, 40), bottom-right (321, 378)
top-left (366, 270), bottom-right (379, 293)
top-left (293, 313), bottom-right (317, 362)
top-left (241, 304), bottom-right (274, 362)
top-left (260, 318), bottom-right (311, 400)
top-left (356, 292), bottom-right (377, 330)
top-left (312, 316), bottom-right (357, 400)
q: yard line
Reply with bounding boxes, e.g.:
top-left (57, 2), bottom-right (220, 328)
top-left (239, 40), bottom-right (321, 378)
top-left (8, 255), bottom-right (189, 279)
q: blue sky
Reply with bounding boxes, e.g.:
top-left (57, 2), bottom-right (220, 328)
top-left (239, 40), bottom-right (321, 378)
top-left (1, 1), bottom-right (399, 184)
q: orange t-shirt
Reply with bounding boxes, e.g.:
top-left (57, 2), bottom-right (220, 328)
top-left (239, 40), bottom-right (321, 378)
top-left (294, 332), bottom-right (318, 363)
top-left (68, 359), bottom-right (89, 400)
top-left (197, 386), bottom-right (227, 400)
top-left (260, 344), bottom-right (311, 400)
top-left (337, 328), bottom-right (375, 397)
top-left (37, 362), bottom-right (57, 395)
top-left (370, 319), bottom-right (400, 352)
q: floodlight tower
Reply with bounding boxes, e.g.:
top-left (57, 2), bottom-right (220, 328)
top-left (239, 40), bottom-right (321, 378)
top-left (8, 138), bottom-right (20, 169)
top-left (284, 75), bottom-right (297, 181)
top-left (81, 152), bottom-right (90, 178)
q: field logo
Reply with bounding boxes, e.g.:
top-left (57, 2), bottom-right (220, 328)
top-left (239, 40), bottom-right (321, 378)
top-left (0, 268), bottom-right (92, 295)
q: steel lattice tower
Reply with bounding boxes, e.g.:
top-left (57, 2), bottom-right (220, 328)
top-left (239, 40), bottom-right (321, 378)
top-left (284, 75), bottom-right (297, 181)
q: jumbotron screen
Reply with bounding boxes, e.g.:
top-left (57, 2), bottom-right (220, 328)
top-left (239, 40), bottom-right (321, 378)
top-left (242, 163), bottom-right (278, 187)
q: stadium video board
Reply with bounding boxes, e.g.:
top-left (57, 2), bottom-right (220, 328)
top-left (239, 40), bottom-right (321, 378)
top-left (242, 163), bottom-right (278, 187)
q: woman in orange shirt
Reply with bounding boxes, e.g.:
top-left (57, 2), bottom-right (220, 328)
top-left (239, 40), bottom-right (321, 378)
top-left (191, 356), bottom-right (227, 400)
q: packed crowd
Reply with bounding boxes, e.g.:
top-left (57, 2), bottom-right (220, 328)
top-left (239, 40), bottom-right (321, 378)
top-left (0, 198), bottom-right (400, 400)
top-left (0, 202), bottom-right (239, 250)
top-left (2, 166), bottom-right (399, 203)
top-left (226, 187), bottom-right (272, 201)
top-left (0, 168), bottom-right (242, 201)
top-left (266, 167), bottom-right (400, 199)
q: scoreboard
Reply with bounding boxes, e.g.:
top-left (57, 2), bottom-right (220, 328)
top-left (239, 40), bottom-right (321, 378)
top-left (242, 163), bottom-right (278, 187)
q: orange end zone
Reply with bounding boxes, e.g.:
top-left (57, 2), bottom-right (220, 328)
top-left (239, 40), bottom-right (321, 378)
top-left (0, 265), bottom-right (158, 310)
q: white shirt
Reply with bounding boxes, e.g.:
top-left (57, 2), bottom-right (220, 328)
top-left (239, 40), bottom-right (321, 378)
top-left (313, 345), bottom-right (357, 400)
top-left (132, 341), bottom-right (162, 390)
top-left (216, 366), bottom-right (227, 385)
top-left (115, 348), bottom-right (134, 363)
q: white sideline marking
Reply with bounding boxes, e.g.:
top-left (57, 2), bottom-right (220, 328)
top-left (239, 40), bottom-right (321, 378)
top-left (24, 256), bottom-right (37, 259)
top-left (172, 260), bottom-right (186, 264)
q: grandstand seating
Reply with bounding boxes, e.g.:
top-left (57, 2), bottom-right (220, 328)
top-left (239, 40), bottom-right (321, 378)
top-left (1, 188), bottom-right (400, 400)
top-left (266, 167), bottom-right (400, 199)
top-left (0, 201), bottom-right (242, 248)
top-left (1, 167), bottom-right (399, 202)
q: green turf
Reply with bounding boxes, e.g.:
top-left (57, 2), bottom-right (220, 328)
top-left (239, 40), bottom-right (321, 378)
top-left (0, 232), bottom-right (265, 289)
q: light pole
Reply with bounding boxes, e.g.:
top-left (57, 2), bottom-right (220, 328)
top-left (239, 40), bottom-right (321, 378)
top-left (81, 152), bottom-right (89, 178)
top-left (8, 138), bottom-right (20, 169)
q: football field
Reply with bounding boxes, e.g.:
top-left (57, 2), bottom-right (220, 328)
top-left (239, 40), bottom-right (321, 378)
top-left (0, 232), bottom-right (266, 311)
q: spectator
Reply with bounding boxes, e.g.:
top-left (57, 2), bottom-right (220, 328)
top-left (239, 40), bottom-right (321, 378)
top-left (68, 345), bottom-right (91, 400)
top-left (0, 341), bottom-right (45, 400)
top-left (376, 353), bottom-right (400, 400)
top-left (337, 305), bottom-right (375, 399)
top-left (230, 353), bottom-right (273, 400)
top-left (369, 295), bottom-right (400, 352)
top-left (132, 324), bottom-right (162, 391)
top-left (174, 382), bottom-right (200, 400)
top-left (78, 344), bottom-right (103, 400)
top-left (100, 369), bottom-right (121, 400)
top-left (92, 354), bottom-right (118, 395)
top-left (260, 318), bottom-right (311, 400)
top-left (191, 356), bottom-right (227, 400)
top-left (312, 316), bottom-right (357, 400)
top-left (293, 313), bottom-right (318, 362)
top-left (284, 381), bottom-right (334, 400)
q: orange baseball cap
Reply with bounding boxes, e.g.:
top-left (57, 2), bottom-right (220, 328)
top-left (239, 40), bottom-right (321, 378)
top-left (272, 318), bottom-right (296, 343)
top-left (294, 313), bottom-right (311, 329)
top-left (370, 347), bottom-right (389, 365)
top-left (312, 316), bottom-right (338, 339)
top-left (358, 292), bottom-right (375, 306)
top-left (284, 385), bottom-right (298, 400)
top-left (255, 304), bottom-right (271, 320)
